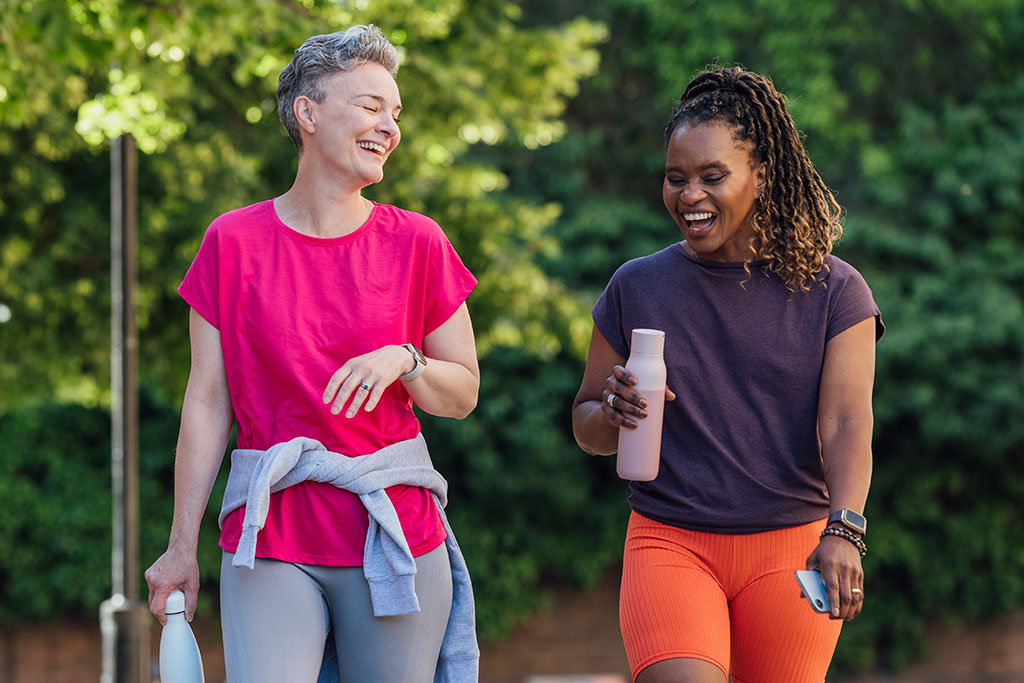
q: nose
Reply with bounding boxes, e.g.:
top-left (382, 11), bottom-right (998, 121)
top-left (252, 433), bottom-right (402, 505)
top-left (679, 181), bottom-right (706, 205)
top-left (378, 112), bottom-right (399, 140)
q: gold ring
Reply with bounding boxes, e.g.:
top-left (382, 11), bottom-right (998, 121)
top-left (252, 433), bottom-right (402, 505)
top-left (851, 588), bottom-right (863, 595)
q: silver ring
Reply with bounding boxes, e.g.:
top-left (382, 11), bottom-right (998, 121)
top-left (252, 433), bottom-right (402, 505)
top-left (851, 588), bottom-right (863, 595)
top-left (606, 392), bottom-right (617, 408)
top-left (360, 383), bottom-right (370, 391)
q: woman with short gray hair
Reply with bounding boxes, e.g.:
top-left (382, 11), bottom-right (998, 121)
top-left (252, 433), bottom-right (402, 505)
top-left (145, 25), bottom-right (481, 682)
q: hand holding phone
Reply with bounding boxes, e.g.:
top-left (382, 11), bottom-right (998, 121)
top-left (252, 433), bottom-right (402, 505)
top-left (794, 569), bottom-right (830, 614)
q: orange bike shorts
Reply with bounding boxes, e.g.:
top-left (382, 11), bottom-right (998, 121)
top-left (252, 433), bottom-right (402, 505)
top-left (620, 511), bottom-right (842, 683)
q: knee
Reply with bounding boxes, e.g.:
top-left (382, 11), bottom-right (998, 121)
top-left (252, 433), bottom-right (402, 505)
top-left (636, 657), bottom-right (728, 683)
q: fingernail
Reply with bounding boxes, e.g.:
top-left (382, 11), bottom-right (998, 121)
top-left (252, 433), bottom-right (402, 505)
top-left (639, 399), bottom-right (647, 409)
top-left (331, 406), bottom-right (340, 415)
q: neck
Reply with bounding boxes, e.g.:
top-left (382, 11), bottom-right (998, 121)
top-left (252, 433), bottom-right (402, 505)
top-left (275, 156), bottom-right (374, 239)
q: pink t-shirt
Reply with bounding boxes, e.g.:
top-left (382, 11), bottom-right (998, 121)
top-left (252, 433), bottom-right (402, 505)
top-left (179, 199), bottom-right (477, 565)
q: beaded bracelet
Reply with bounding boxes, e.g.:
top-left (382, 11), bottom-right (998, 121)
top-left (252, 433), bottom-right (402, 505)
top-left (821, 526), bottom-right (868, 557)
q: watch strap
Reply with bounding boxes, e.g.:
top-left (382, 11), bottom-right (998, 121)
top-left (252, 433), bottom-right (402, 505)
top-left (399, 343), bottom-right (427, 381)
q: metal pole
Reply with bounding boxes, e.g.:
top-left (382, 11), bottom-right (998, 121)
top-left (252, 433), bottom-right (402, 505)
top-left (101, 133), bottom-right (151, 683)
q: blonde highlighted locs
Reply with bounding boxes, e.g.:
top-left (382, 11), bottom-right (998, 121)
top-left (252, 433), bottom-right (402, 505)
top-left (665, 67), bottom-right (843, 291)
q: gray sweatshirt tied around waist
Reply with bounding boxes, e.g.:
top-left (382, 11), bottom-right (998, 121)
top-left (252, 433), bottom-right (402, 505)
top-left (219, 432), bottom-right (479, 682)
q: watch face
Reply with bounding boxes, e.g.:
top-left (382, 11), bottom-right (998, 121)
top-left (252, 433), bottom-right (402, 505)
top-left (842, 510), bottom-right (867, 533)
top-left (830, 509), bottom-right (867, 534)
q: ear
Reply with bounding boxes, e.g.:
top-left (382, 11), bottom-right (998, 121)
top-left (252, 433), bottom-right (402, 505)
top-left (755, 162), bottom-right (767, 195)
top-left (293, 96), bottom-right (316, 136)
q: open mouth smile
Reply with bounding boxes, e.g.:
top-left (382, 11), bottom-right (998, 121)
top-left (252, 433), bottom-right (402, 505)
top-left (358, 141), bottom-right (387, 156)
top-left (683, 211), bottom-right (717, 232)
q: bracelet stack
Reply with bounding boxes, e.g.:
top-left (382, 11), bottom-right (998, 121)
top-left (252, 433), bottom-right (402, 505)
top-left (821, 526), bottom-right (868, 557)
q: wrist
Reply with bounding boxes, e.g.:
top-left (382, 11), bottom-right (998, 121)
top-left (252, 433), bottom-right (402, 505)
top-left (399, 343), bottom-right (427, 381)
top-left (166, 532), bottom-right (199, 555)
top-left (827, 508), bottom-right (867, 536)
top-left (821, 526), bottom-right (868, 557)
top-left (398, 345), bottom-right (416, 374)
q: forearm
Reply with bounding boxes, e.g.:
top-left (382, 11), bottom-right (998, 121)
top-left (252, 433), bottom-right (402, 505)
top-left (820, 419), bottom-right (873, 515)
top-left (572, 399), bottom-right (618, 456)
top-left (166, 387), bottom-right (233, 552)
top-left (403, 356), bottom-right (478, 419)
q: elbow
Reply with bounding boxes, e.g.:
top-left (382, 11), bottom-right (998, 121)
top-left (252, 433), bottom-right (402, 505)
top-left (451, 397), bottom-right (477, 420)
top-left (572, 406), bottom-right (616, 456)
top-left (450, 382), bottom-right (479, 420)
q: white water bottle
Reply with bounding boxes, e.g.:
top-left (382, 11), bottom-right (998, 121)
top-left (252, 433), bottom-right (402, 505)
top-left (616, 328), bottom-right (667, 481)
top-left (159, 591), bottom-right (205, 683)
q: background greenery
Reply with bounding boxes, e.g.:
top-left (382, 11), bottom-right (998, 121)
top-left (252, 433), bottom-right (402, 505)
top-left (2, 0), bottom-right (1022, 673)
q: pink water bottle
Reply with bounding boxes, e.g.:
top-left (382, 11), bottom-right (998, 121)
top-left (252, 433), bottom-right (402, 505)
top-left (616, 328), bottom-right (666, 481)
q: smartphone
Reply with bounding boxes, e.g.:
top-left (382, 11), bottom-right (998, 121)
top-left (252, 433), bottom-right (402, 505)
top-left (794, 569), bottom-right (830, 613)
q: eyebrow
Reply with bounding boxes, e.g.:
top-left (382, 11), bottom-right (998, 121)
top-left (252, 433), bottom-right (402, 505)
top-left (665, 161), bottom-right (727, 172)
top-left (355, 93), bottom-right (403, 112)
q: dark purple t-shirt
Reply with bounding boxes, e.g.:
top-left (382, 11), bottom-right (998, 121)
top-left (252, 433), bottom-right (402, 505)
top-left (593, 243), bottom-right (884, 533)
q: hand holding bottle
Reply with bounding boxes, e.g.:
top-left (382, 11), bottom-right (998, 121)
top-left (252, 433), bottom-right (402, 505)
top-left (602, 329), bottom-right (675, 481)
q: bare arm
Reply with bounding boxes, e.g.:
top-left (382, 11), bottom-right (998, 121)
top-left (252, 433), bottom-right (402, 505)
top-left (323, 302), bottom-right (480, 420)
top-left (572, 325), bottom-right (675, 455)
top-left (806, 316), bottom-right (877, 621)
top-left (144, 309), bottom-right (233, 624)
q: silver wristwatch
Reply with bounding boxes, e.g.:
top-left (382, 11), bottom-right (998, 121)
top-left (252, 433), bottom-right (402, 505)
top-left (827, 508), bottom-right (867, 536)
top-left (399, 343), bottom-right (427, 381)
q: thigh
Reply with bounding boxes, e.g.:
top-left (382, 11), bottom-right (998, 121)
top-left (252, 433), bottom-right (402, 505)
top-left (320, 543), bottom-right (453, 683)
top-left (620, 512), bottom-right (731, 680)
top-left (220, 552), bottom-right (329, 683)
top-left (730, 563), bottom-right (842, 682)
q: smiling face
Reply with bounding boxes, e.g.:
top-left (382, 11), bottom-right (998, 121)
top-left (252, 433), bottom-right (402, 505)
top-left (663, 121), bottom-right (765, 262)
top-left (298, 62), bottom-right (402, 187)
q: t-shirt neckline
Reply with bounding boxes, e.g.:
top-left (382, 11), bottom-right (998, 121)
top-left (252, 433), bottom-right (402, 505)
top-left (675, 241), bottom-right (768, 270)
top-left (268, 198), bottom-right (380, 245)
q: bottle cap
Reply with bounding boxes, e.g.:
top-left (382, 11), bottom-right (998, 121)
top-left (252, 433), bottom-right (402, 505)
top-left (630, 328), bottom-right (665, 354)
top-left (165, 590), bottom-right (186, 615)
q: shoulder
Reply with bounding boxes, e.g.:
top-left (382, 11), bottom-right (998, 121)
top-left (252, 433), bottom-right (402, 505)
top-left (819, 253), bottom-right (868, 282)
top-left (818, 254), bottom-right (874, 295)
top-left (205, 199), bottom-right (275, 239)
top-left (372, 203), bottom-right (446, 239)
top-left (819, 253), bottom-right (884, 338)
top-left (821, 254), bottom-right (866, 281)
top-left (612, 243), bottom-right (686, 283)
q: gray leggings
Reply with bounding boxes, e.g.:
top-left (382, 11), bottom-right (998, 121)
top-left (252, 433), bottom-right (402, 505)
top-left (219, 544), bottom-right (453, 683)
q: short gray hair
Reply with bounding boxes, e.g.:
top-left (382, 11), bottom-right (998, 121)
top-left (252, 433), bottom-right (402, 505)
top-left (277, 25), bottom-right (399, 152)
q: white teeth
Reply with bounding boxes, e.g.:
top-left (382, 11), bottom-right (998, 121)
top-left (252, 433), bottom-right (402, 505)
top-left (683, 212), bottom-right (714, 221)
top-left (358, 141), bottom-right (386, 155)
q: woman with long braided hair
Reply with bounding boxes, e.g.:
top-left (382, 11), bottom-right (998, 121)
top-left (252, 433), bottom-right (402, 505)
top-left (572, 67), bottom-right (883, 682)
